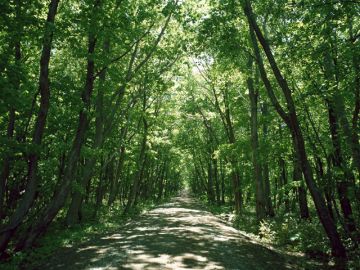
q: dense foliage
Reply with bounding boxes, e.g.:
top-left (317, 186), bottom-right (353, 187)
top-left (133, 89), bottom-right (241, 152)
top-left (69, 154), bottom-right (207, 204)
top-left (0, 0), bottom-right (359, 267)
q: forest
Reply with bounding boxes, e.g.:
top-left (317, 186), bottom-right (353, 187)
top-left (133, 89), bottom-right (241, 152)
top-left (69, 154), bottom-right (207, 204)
top-left (0, 0), bottom-right (359, 269)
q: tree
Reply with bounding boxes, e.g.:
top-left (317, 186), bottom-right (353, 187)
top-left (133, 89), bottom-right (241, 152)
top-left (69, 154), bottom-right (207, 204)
top-left (242, 0), bottom-right (346, 258)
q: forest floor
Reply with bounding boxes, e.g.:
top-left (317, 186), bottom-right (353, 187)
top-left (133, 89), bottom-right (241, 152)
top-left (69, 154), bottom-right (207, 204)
top-left (24, 193), bottom-right (330, 270)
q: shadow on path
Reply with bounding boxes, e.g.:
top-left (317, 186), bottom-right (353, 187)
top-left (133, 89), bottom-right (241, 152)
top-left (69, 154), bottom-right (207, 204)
top-left (27, 195), bottom-right (311, 269)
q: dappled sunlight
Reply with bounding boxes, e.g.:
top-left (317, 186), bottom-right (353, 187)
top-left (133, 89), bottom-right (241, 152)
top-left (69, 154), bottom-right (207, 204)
top-left (34, 195), bottom-right (305, 269)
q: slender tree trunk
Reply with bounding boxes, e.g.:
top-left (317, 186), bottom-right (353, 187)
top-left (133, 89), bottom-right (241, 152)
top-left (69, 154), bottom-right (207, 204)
top-left (212, 84), bottom-right (242, 212)
top-left (207, 158), bottom-right (215, 204)
top-left (243, 0), bottom-right (346, 257)
top-left (331, 66), bottom-right (360, 179)
top-left (315, 157), bottom-right (335, 220)
top-left (157, 161), bottom-right (166, 201)
top-left (293, 153), bottom-right (309, 219)
top-left (0, 0), bottom-right (22, 217)
top-left (280, 158), bottom-right (290, 212)
top-left (247, 55), bottom-right (265, 219)
top-left (324, 46), bottom-right (357, 233)
top-left (274, 173), bottom-right (278, 210)
top-left (261, 102), bottom-right (274, 217)
top-left (350, 30), bottom-right (360, 178)
top-left (225, 90), bottom-right (242, 213)
top-left (123, 117), bottom-right (148, 214)
top-left (196, 157), bottom-right (208, 192)
top-left (94, 157), bottom-right (113, 217)
top-left (0, 0), bottom-right (60, 255)
top-left (220, 159), bottom-right (225, 204)
top-left (327, 100), bottom-right (356, 233)
top-left (231, 170), bottom-right (242, 214)
top-left (325, 44), bottom-right (360, 183)
top-left (108, 145), bottom-right (126, 206)
top-left (213, 158), bottom-right (221, 205)
top-left (66, 38), bottom-right (109, 226)
top-left (133, 154), bottom-right (148, 208)
top-left (14, 1), bottom-right (100, 250)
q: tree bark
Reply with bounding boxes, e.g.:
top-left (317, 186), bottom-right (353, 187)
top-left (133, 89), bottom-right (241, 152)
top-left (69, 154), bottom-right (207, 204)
top-left (207, 158), bottom-right (215, 204)
top-left (14, 1), bottom-right (99, 250)
top-left (261, 102), bottom-right (275, 217)
top-left (324, 48), bottom-right (357, 234)
top-left (243, 0), bottom-right (346, 257)
top-left (327, 100), bottom-right (356, 233)
top-left (220, 159), bottom-right (226, 204)
top-left (279, 157), bottom-right (290, 212)
top-left (123, 116), bottom-right (148, 214)
top-left (0, 0), bottom-right (22, 218)
top-left (108, 145), bottom-right (126, 206)
top-left (66, 38), bottom-right (109, 226)
top-left (157, 161), bottom-right (167, 201)
top-left (247, 54), bottom-right (265, 219)
top-left (0, 0), bottom-right (60, 255)
top-left (213, 158), bottom-right (221, 205)
top-left (293, 153), bottom-right (309, 219)
top-left (349, 21), bottom-right (360, 178)
top-left (211, 81), bottom-right (242, 212)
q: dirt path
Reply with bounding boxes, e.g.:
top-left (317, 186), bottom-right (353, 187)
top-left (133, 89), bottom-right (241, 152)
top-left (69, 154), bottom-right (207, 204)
top-left (29, 195), bottom-right (313, 269)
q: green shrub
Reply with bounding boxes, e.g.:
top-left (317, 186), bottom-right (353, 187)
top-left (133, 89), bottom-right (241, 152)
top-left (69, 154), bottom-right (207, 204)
top-left (258, 219), bottom-right (276, 243)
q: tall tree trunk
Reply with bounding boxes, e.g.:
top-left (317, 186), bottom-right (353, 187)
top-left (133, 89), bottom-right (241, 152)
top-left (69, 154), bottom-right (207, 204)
top-left (293, 153), bottom-right (309, 219)
top-left (231, 170), bottom-right (242, 214)
top-left (0, 0), bottom-right (22, 218)
top-left (243, 0), bottom-right (346, 257)
top-left (225, 91), bottom-right (242, 213)
top-left (261, 102), bottom-right (274, 217)
top-left (14, 1), bottom-right (100, 250)
top-left (279, 157), bottom-right (290, 212)
top-left (66, 38), bottom-right (109, 226)
top-left (133, 154), bottom-right (148, 208)
top-left (315, 156), bottom-right (335, 220)
top-left (349, 22), bottom-right (360, 178)
top-left (212, 83), bottom-right (242, 212)
top-left (325, 46), bottom-right (360, 181)
top-left (324, 48), bottom-right (357, 234)
top-left (327, 99), bottom-right (356, 233)
top-left (108, 145), bottom-right (126, 206)
top-left (207, 158), bottom-right (215, 204)
top-left (94, 157), bottom-right (112, 218)
top-left (0, 0), bottom-right (60, 255)
top-left (157, 161), bottom-right (166, 201)
top-left (247, 55), bottom-right (265, 219)
top-left (220, 159), bottom-right (225, 204)
top-left (213, 158), bottom-right (221, 205)
top-left (332, 69), bottom-right (360, 179)
top-left (123, 117), bottom-right (148, 214)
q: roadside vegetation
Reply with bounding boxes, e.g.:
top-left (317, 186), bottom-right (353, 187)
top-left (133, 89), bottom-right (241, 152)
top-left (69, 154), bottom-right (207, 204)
top-left (1, 0), bottom-right (359, 268)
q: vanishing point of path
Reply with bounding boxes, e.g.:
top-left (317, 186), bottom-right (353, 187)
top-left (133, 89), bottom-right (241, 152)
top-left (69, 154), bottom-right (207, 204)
top-left (29, 194), bottom-right (316, 270)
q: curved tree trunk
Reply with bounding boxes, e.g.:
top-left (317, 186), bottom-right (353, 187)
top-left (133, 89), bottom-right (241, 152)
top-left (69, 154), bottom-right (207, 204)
top-left (14, 1), bottom-right (100, 250)
top-left (0, 0), bottom-right (60, 255)
top-left (243, 0), bottom-right (346, 258)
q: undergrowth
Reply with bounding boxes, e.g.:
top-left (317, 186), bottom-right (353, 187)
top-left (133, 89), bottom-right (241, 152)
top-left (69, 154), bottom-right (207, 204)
top-left (203, 200), bottom-right (360, 270)
top-left (0, 197), bottom-right (171, 270)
